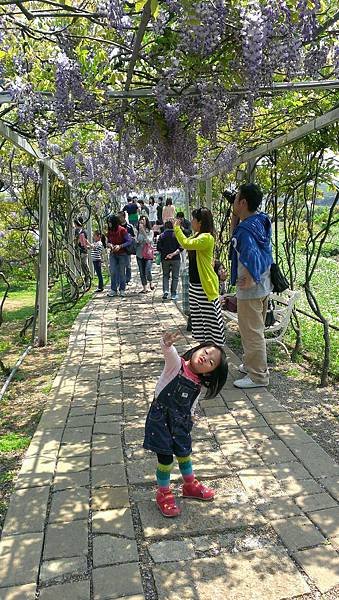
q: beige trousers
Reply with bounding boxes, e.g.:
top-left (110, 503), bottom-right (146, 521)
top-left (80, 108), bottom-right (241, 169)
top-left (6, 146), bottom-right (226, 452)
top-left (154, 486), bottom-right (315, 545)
top-left (237, 296), bottom-right (269, 385)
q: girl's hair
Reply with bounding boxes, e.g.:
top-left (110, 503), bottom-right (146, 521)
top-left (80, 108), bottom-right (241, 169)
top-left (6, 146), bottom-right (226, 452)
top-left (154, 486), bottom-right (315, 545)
top-left (182, 342), bottom-right (228, 399)
top-left (137, 215), bottom-right (151, 231)
top-left (165, 198), bottom-right (173, 206)
top-left (192, 207), bottom-right (215, 236)
top-left (107, 215), bottom-right (120, 230)
top-left (94, 230), bottom-right (106, 248)
top-left (149, 197), bottom-right (155, 204)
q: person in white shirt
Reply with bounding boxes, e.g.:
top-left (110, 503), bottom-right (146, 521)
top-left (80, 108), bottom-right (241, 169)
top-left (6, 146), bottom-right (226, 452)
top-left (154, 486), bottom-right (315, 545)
top-left (148, 196), bottom-right (158, 226)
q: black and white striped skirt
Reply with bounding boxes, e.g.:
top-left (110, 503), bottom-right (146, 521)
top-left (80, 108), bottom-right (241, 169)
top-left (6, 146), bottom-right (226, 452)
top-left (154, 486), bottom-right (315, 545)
top-left (189, 283), bottom-right (226, 346)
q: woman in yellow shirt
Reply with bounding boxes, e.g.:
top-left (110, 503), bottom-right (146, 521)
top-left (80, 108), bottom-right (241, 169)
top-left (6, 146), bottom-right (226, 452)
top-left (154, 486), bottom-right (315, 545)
top-left (174, 208), bottom-right (225, 346)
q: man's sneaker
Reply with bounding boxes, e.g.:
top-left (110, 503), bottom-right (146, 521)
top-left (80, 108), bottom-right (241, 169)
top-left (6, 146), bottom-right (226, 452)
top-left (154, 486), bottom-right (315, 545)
top-left (182, 479), bottom-right (215, 501)
top-left (162, 292), bottom-right (169, 301)
top-left (238, 364), bottom-right (247, 374)
top-left (94, 288), bottom-right (104, 293)
top-left (171, 294), bottom-right (178, 301)
top-left (156, 489), bottom-right (181, 517)
top-left (233, 376), bottom-right (267, 389)
top-left (120, 290), bottom-right (126, 297)
top-left (107, 291), bottom-right (117, 297)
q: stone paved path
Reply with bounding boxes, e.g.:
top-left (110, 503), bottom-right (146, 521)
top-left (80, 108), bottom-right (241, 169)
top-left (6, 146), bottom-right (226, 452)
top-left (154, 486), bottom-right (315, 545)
top-left (1, 267), bottom-right (339, 600)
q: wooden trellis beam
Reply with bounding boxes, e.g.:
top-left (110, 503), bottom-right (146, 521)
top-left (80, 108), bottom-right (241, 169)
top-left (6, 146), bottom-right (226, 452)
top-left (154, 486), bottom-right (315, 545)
top-left (0, 121), bottom-right (67, 181)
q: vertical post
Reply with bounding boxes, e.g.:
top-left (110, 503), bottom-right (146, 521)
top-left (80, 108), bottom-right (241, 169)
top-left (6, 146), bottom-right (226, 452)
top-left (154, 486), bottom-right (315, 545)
top-left (273, 150), bottom-right (279, 264)
top-left (184, 184), bottom-right (190, 218)
top-left (246, 159), bottom-right (256, 183)
top-left (87, 213), bottom-right (94, 277)
top-left (38, 163), bottom-right (49, 347)
top-left (205, 178), bottom-right (212, 210)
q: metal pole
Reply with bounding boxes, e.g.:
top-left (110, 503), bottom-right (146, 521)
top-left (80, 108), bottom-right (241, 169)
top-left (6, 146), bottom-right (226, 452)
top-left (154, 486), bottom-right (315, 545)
top-left (205, 178), bottom-right (212, 210)
top-left (38, 163), bottom-right (49, 346)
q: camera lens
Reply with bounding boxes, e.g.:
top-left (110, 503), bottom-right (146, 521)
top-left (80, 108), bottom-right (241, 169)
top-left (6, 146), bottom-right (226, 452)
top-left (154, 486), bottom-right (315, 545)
top-left (222, 190), bottom-right (236, 204)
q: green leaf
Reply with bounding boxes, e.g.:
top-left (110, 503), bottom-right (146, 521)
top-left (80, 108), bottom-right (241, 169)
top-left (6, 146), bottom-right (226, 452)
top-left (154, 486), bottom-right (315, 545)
top-left (135, 0), bottom-right (148, 11)
top-left (151, 0), bottom-right (159, 17)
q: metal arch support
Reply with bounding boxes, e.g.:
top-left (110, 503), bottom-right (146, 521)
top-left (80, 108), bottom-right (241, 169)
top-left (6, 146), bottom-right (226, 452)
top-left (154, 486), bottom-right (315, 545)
top-left (38, 162), bottom-right (49, 347)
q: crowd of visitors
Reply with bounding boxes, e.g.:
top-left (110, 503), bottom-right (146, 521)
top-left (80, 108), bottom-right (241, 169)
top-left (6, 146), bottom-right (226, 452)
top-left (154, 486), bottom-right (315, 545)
top-left (74, 184), bottom-right (273, 392)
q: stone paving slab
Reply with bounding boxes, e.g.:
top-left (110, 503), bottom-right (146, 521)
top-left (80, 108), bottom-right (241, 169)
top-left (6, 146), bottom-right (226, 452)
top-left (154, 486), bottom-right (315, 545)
top-left (39, 579), bottom-right (91, 600)
top-left (92, 508), bottom-right (135, 537)
top-left (0, 532), bottom-right (44, 587)
top-left (271, 515), bottom-right (326, 550)
top-left (92, 563), bottom-right (143, 600)
top-left (43, 519), bottom-right (88, 559)
top-left (39, 556), bottom-right (88, 582)
top-left (1, 485), bottom-right (50, 536)
top-left (293, 545), bottom-right (339, 593)
top-left (1, 286), bottom-right (338, 599)
top-left (0, 583), bottom-right (37, 600)
top-left (138, 499), bottom-right (264, 539)
top-left (152, 546), bottom-right (310, 599)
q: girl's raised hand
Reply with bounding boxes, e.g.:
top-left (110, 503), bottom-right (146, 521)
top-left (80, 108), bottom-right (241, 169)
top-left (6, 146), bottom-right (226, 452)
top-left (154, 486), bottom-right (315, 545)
top-left (162, 331), bottom-right (181, 347)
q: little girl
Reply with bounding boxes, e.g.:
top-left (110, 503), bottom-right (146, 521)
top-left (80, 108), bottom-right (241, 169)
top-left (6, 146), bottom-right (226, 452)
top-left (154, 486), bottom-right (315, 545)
top-left (143, 331), bottom-right (228, 517)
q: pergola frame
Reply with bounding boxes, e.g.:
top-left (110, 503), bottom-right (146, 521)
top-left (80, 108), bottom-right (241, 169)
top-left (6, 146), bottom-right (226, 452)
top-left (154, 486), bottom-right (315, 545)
top-left (1, 102), bottom-right (338, 344)
top-left (0, 121), bottom-right (69, 346)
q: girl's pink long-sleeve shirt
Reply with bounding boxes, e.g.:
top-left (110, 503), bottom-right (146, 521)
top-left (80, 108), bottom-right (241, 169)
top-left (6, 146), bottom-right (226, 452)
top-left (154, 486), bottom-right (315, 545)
top-left (155, 340), bottom-right (201, 414)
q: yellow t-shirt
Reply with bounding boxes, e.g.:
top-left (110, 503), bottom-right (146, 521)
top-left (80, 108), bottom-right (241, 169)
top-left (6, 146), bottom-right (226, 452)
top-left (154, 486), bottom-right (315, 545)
top-left (174, 226), bottom-right (219, 301)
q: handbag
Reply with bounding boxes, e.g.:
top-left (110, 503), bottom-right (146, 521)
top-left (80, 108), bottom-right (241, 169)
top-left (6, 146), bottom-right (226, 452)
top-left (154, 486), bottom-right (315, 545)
top-left (142, 242), bottom-right (154, 261)
top-left (265, 299), bottom-right (276, 327)
top-left (270, 263), bottom-right (289, 293)
top-left (222, 295), bottom-right (237, 312)
top-left (125, 238), bottom-right (137, 255)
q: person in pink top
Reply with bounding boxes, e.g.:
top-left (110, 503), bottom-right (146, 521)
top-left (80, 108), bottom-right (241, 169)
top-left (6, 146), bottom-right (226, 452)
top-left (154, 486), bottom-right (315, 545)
top-left (162, 198), bottom-right (175, 223)
top-left (143, 331), bottom-right (228, 517)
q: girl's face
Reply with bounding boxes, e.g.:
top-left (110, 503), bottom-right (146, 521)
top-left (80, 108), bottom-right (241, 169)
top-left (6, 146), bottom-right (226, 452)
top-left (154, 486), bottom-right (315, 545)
top-left (94, 234), bottom-right (100, 241)
top-left (190, 346), bottom-right (221, 374)
top-left (191, 217), bottom-right (201, 233)
top-left (139, 217), bottom-right (146, 226)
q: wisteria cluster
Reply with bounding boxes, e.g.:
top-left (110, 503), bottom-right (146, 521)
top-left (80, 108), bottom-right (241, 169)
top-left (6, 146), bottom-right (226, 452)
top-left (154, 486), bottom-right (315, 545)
top-left (334, 45), bottom-right (339, 78)
top-left (304, 45), bottom-right (330, 78)
top-left (54, 52), bottom-right (96, 132)
top-left (177, 1), bottom-right (228, 56)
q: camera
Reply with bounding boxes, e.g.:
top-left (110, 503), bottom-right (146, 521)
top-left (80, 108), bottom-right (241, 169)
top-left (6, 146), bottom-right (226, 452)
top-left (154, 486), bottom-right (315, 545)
top-left (222, 189), bottom-right (236, 204)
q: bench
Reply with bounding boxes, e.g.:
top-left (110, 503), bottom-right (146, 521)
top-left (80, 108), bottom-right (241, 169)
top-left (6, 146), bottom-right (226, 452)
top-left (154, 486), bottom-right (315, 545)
top-left (223, 289), bottom-right (300, 354)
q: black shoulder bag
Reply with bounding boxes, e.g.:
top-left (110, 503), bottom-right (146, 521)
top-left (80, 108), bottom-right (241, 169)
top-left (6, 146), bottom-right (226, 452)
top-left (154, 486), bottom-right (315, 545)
top-left (270, 263), bottom-right (289, 294)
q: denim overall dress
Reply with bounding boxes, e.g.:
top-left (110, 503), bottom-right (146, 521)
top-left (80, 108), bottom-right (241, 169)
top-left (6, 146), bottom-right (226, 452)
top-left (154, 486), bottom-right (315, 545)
top-left (143, 367), bottom-right (201, 457)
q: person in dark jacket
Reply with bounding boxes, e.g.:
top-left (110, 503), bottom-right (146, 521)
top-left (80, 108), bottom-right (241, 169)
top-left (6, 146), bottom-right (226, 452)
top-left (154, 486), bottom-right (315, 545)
top-left (230, 183), bottom-right (273, 389)
top-left (176, 211), bottom-right (192, 237)
top-left (157, 197), bottom-right (164, 224)
top-left (157, 221), bottom-right (182, 301)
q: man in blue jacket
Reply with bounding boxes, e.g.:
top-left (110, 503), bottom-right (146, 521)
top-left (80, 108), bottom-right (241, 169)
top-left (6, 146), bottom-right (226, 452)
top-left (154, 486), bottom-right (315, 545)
top-left (230, 183), bottom-right (273, 388)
